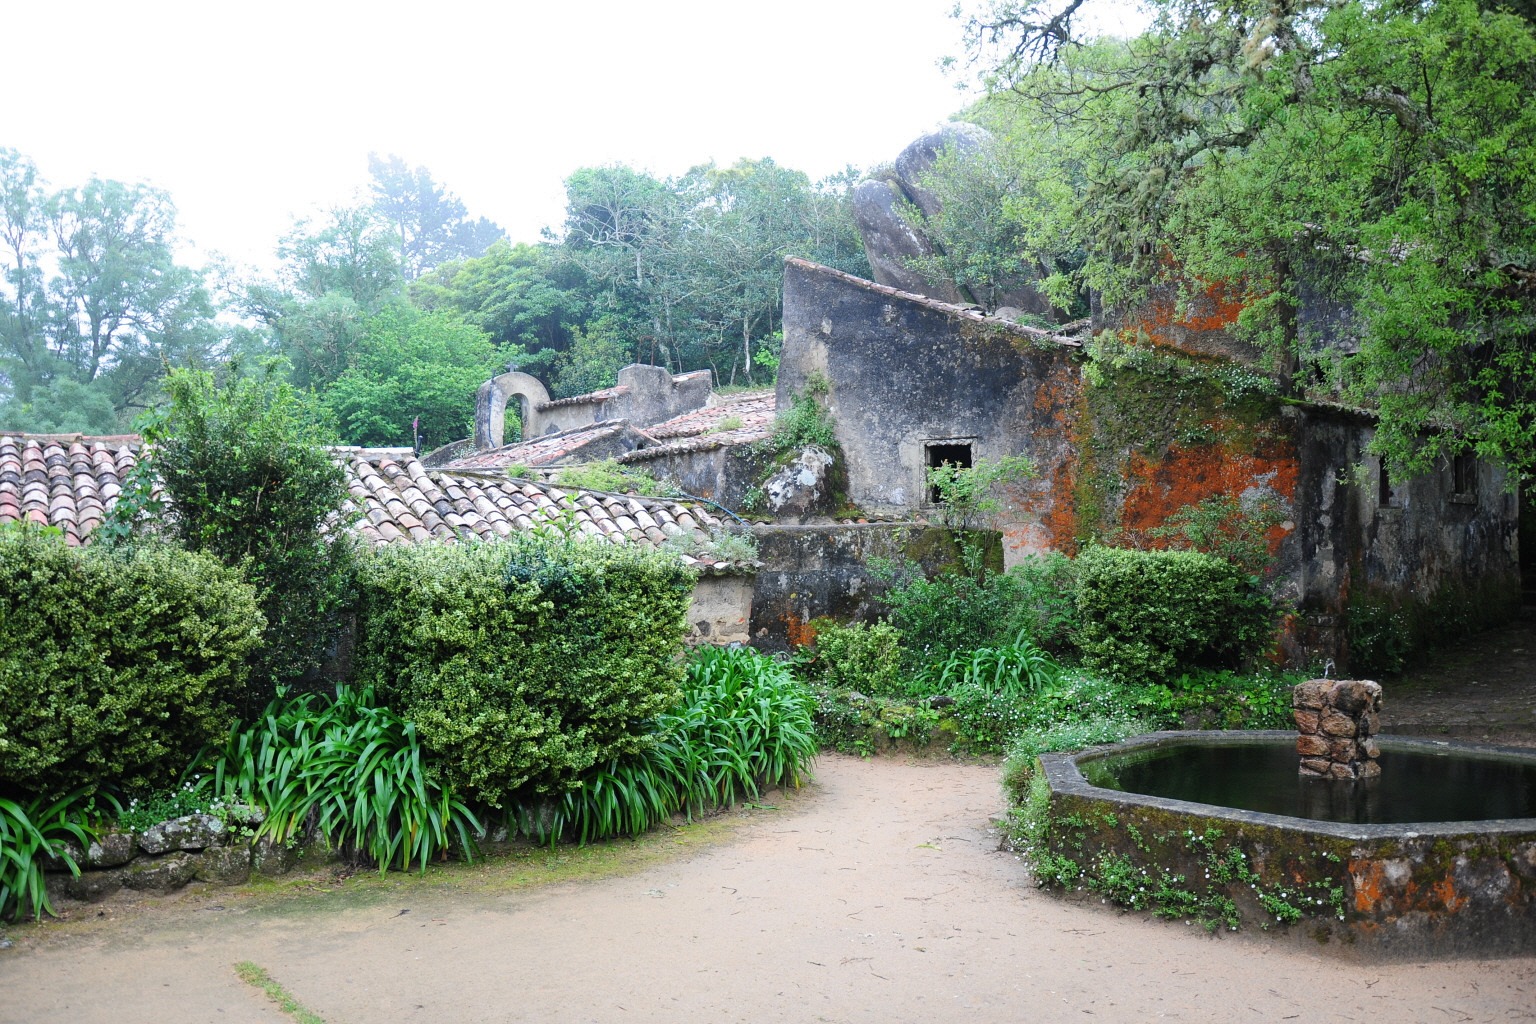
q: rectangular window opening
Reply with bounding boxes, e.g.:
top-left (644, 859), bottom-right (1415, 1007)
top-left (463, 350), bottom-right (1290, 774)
top-left (925, 441), bottom-right (974, 504)
top-left (1452, 452), bottom-right (1477, 500)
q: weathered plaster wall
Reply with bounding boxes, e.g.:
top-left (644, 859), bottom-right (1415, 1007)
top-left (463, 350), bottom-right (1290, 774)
top-left (779, 259), bottom-right (1083, 567)
top-left (622, 445), bottom-right (765, 513)
top-left (778, 257), bottom-right (1522, 667)
top-left (687, 574), bottom-right (754, 645)
top-left (748, 523), bottom-right (999, 651)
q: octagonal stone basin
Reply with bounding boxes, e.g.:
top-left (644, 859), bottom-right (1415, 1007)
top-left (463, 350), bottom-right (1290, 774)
top-left (1038, 731), bottom-right (1536, 958)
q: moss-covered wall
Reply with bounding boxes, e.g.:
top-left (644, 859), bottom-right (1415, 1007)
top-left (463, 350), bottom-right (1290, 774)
top-left (779, 259), bottom-right (1523, 668)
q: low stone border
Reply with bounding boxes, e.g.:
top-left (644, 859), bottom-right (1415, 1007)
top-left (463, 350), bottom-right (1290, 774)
top-left (43, 813), bottom-right (306, 905)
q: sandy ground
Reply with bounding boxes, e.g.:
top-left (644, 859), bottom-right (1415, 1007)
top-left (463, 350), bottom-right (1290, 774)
top-left (3, 754), bottom-right (1534, 1024)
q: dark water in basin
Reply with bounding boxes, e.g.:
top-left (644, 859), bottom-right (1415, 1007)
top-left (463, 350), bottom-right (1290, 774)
top-left (1079, 742), bottom-right (1536, 824)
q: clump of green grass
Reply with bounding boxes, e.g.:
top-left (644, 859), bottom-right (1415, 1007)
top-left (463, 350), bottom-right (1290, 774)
top-left (519, 646), bottom-right (817, 845)
top-left (196, 688), bottom-right (480, 873)
top-left (0, 790), bottom-right (94, 921)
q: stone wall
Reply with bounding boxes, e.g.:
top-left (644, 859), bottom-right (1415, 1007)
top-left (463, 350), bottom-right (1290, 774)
top-left (748, 522), bottom-right (998, 651)
top-left (43, 812), bottom-right (304, 907)
top-left (687, 573), bottom-right (754, 645)
top-left (777, 256), bottom-right (1523, 668)
top-left (621, 444), bottom-right (766, 514)
top-left (778, 258), bottom-right (1082, 568)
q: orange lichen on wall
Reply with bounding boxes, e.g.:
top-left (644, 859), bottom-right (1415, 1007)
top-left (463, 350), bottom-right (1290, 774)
top-left (1349, 857), bottom-right (1475, 921)
top-left (1134, 279), bottom-right (1251, 354)
top-left (1007, 364), bottom-right (1086, 551)
top-left (783, 614), bottom-right (818, 649)
top-left (1120, 436), bottom-right (1299, 555)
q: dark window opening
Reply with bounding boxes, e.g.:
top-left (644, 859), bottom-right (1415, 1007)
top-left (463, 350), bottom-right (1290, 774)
top-left (926, 442), bottom-right (974, 504)
top-left (1452, 452), bottom-right (1477, 498)
top-left (1378, 458), bottom-right (1394, 508)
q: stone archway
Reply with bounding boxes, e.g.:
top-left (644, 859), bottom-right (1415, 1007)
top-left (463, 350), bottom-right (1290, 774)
top-left (475, 371), bottom-right (551, 449)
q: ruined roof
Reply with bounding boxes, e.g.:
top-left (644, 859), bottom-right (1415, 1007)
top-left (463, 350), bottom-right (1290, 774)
top-left (645, 391), bottom-right (775, 440)
top-left (0, 434), bottom-right (153, 546)
top-left (0, 433), bottom-right (746, 572)
top-left (784, 256), bottom-right (1086, 348)
top-left (617, 391), bottom-right (775, 464)
top-left (536, 369), bottom-right (714, 411)
top-left (538, 384), bottom-right (629, 410)
top-left (441, 421), bottom-right (643, 471)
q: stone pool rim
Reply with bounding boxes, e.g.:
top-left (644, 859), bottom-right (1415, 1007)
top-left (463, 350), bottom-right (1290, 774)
top-left (1041, 729), bottom-right (1536, 841)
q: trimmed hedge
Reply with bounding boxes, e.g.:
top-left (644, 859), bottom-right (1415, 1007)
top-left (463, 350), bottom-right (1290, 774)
top-left (351, 534), bottom-right (694, 807)
top-left (0, 527), bottom-right (263, 801)
top-left (1074, 546), bottom-right (1275, 686)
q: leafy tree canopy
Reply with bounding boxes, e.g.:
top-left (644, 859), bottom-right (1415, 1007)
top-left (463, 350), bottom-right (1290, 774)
top-left (368, 153), bottom-right (504, 279)
top-left (322, 305), bottom-right (500, 449)
top-left (956, 0), bottom-right (1536, 481)
top-left (0, 149), bottom-right (220, 430)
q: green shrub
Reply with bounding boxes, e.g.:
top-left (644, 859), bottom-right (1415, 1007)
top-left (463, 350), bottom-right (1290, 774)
top-left (197, 688), bottom-right (480, 873)
top-left (1122, 669), bottom-right (1300, 730)
top-left (926, 454), bottom-right (1033, 530)
top-left (0, 790), bottom-right (95, 921)
top-left (769, 390), bottom-right (837, 453)
top-left (1146, 494), bottom-right (1287, 577)
top-left (805, 684), bottom-right (943, 755)
top-left (1073, 546), bottom-right (1276, 686)
top-left (808, 621), bottom-right (906, 697)
top-left (0, 528), bottom-right (263, 802)
top-left (926, 637), bottom-right (1059, 699)
top-left (519, 646), bottom-right (817, 845)
top-left (114, 367), bottom-right (355, 697)
top-left (874, 556), bottom-right (1025, 669)
top-left (351, 533), bottom-right (694, 806)
top-left (1009, 552), bottom-right (1080, 653)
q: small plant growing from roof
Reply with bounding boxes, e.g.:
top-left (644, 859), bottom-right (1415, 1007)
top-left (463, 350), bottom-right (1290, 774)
top-left (664, 527), bottom-right (759, 566)
top-left (553, 459), bottom-right (678, 497)
top-left (707, 415), bottom-right (745, 435)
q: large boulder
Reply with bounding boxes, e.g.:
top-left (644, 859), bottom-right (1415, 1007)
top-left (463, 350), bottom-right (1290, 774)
top-left (893, 123), bottom-right (992, 220)
top-left (850, 178), bottom-right (967, 303)
top-left (763, 446), bottom-right (839, 522)
top-left (851, 122), bottom-right (1057, 318)
top-left (120, 852), bottom-right (200, 893)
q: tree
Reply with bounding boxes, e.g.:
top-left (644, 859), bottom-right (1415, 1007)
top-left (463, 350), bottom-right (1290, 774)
top-left (134, 366), bottom-right (354, 698)
top-left (958, 0), bottom-right (1536, 480)
top-left (0, 151), bottom-right (220, 429)
top-left (552, 159), bottom-right (872, 385)
top-left (551, 315), bottom-right (633, 399)
top-left (410, 240), bottom-right (589, 365)
top-left (323, 305), bottom-right (500, 448)
top-left (245, 206), bottom-right (403, 391)
top-left (368, 153), bottom-right (504, 279)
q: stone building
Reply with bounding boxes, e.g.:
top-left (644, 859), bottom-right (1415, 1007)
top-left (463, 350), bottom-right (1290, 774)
top-left (775, 256), bottom-right (1525, 666)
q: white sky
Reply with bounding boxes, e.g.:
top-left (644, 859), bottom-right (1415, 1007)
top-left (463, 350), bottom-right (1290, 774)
top-left (6, 1), bottom-right (1149, 276)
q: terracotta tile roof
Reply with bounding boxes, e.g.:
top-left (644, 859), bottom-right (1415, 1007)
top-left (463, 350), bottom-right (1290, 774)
top-left (0, 434), bottom-right (153, 546)
top-left (0, 434), bottom-right (748, 572)
top-left (342, 450), bottom-right (744, 572)
top-left (441, 422), bottom-right (637, 470)
top-left (618, 391), bottom-right (776, 464)
top-left (645, 391), bottom-right (775, 439)
top-left (785, 256), bottom-right (1086, 347)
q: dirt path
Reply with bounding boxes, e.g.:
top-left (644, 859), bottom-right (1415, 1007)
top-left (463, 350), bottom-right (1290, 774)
top-left (1383, 605), bottom-right (1536, 745)
top-left (4, 755), bottom-right (1534, 1024)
